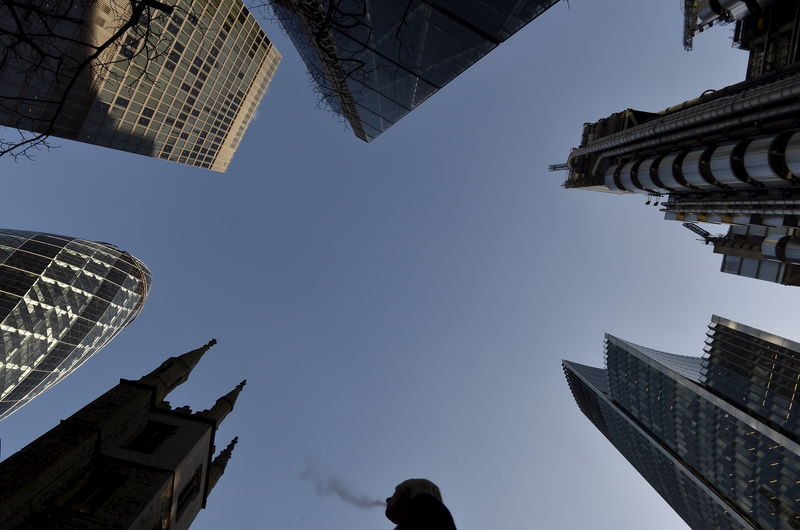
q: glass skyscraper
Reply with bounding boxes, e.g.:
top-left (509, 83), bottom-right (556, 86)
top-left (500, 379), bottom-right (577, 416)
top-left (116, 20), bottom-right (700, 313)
top-left (0, 229), bottom-right (150, 420)
top-left (0, 0), bottom-right (281, 171)
top-left (270, 0), bottom-right (559, 141)
top-left (564, 315), bottom-right (800, 530)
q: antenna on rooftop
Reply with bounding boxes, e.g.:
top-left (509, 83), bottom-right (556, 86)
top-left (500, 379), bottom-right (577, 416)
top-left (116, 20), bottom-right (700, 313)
top-left (682, 0), bottom-right (697, 51)
top-left (549, 163), bottom-right (570, 172)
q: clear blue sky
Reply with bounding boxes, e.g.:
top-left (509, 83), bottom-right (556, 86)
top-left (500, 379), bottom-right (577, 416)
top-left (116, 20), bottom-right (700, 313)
top-left (1, 1), bottom-right (796, 529)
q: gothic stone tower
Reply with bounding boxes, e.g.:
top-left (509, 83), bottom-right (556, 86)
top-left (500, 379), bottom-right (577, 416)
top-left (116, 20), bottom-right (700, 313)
top-left (0, 339), bottom-right (244, 530)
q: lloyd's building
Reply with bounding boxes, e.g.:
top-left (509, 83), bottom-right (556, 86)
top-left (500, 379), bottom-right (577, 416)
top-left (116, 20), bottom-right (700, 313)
top-left (564, 316), bottom-right (800, 530)
top-left (560, 0), bottom-right (800, 286)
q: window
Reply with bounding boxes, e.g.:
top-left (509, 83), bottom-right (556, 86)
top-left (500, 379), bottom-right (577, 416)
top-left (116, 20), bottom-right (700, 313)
top-left (176, 466), bottom-right (202, 520)
top-left (123, 420), bottom-right (176, 453)
top-left (63, 469), bottom-right (127, 514)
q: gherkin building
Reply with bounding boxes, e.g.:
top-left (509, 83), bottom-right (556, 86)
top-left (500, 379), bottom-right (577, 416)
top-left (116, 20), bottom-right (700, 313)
top-left (0, 229), bottom-right (150, 420)
top-left (564, 316), bottom-right (800, 530)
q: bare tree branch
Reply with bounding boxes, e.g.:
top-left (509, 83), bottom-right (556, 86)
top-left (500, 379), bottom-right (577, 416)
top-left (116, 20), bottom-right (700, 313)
top-left (249, 0), bottom-right (418, 140)
top-left (0, 0), bottom-right (184, 160)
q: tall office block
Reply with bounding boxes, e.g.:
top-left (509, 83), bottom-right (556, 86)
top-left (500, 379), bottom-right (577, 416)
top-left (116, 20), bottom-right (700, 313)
top-left (0, 229), bottom-right (150, 421)
top-left (270, 0), bottom-right (559, 141)
top-left (0, 0), bottom-right (280, 171)
top-left (561, 0), bottom-right (800, 286)
top-left (0, 339), bottom-right (243, 529)
top-left (564, 315), bottom-right (800, 530)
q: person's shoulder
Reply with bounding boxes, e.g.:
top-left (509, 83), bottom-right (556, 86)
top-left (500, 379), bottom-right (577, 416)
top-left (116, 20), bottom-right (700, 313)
top-left (405, 493), bottom-right (457, 530)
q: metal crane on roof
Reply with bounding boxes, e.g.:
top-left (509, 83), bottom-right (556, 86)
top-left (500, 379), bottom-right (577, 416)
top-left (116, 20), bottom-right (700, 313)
top-left (682, 222), bottom-right (723, 245)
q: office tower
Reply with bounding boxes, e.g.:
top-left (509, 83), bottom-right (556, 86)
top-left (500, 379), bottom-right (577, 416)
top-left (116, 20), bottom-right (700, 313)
top-left (560, 0), bottom-right (800, 286)
top-left (0, 0), bottom-right (281, 171)
top-left (563, 315), bottom-right (800, 530)
top-left (0, 339), bottom-right (243, 529)
top-left (269, 0), bottom-right (559, 141)
top-left (0, 228), bottom-right (150, 421)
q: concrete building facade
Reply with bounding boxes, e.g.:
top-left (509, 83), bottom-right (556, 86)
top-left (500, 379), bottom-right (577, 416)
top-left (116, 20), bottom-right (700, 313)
top-left (0, 0), bottom-right (281, 171)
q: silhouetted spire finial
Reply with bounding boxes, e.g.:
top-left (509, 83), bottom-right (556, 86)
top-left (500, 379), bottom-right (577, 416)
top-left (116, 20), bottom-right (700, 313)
top-left (208, 437), bottom-right (239, 493)
top-left (137, 339), bottom-right (218, 401)
top-left (197, 379), bottom-right (246, 425)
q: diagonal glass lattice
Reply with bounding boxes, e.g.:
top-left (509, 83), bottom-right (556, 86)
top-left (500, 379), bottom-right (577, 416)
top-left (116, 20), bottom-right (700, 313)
top-left (0, 229), bottom-right (150, 420)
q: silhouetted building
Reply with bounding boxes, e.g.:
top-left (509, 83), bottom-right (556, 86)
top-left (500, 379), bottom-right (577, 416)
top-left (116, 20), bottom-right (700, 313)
top-left (561, 0), bottom-right (800, 286)
top-left (0, 229), bottom-right (150, 421)
top-left (564, 315), bottom-right (800, 530)
top-left (270, 0), bottom-right (559, 141)
top-left (0, 339), bottom-right (243, 529)
top-left (0, 0), bottom-right (280, 171)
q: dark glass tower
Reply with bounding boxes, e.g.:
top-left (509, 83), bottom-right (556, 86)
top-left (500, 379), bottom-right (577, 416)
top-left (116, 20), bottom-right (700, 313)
top-left (0, 229), bottom-right (150, 420)
top-left (564, 315), bottom-right (800, 530)
top-left (270, 0), bottom-right (560, 141)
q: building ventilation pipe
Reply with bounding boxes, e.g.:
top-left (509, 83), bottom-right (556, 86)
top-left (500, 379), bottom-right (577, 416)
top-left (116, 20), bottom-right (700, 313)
top-left (570, 72), bottom-right (800, 159)
top-left (720, 0), bottom-right (750, 19)
top-left (581, 73), bottom-right (800, 150)
top-left (665, 205), bottom-right (800, 215)
top-left (598, 102), bottom-right (800, 160)
top-left (761, 234), bottom-right (788, 261)
top-left (698, 0), bottom-right (722, 25)
top-left (666, 198), bottom-right (800, 207)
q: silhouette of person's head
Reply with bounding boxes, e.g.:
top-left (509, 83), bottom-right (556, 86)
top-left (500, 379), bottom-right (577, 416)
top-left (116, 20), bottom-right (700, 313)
top-left (385, 479), bottom-right (442, 524)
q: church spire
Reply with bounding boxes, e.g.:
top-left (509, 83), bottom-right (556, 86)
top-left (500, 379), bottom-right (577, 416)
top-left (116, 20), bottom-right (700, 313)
top-left (208, 437), bottom-right (238, 493)
top-left (197, 380), bottom-right (246, 425)
top-left (137, 339), bottom-right (217, 401)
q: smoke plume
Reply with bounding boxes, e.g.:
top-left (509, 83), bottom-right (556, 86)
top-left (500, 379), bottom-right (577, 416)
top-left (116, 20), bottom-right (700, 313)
top-left (300, 463), bottom-right (384, 510)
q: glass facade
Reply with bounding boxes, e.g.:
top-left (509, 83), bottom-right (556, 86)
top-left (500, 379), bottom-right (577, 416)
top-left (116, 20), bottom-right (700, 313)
top-left (564, 316), bottom-right (800, 530)
top-left (0, 0), bottom-right (281, 171)
top-left (271, 0), bottom-right (559, 141)
top-left (0, 229), bottom-right (150, 420)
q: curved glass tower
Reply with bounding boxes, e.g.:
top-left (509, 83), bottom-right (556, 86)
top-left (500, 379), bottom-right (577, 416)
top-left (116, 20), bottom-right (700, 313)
top-left (0, 229), bottom-right (150, 420)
